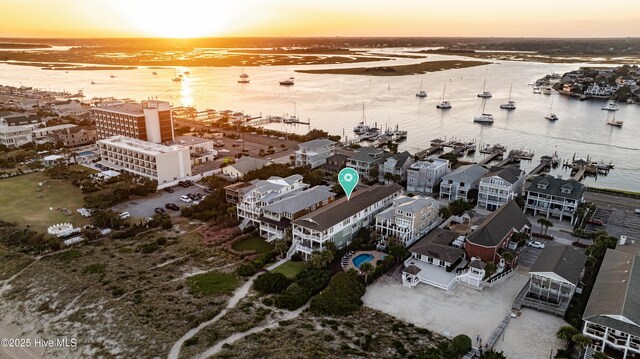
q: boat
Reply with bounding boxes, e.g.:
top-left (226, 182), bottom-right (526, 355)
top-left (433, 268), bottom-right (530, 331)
top-left (474, 100), bottom-right (494, 124)
top-left (500, 85), bottom-right (516, 110)
top-left (171, 69), bottom-right (183, 82)
top-left (184, 71), bottom-right (191, 75)
top-left (606, 112), bottom-right (623, 127)
top-left (416, 80), bottom-right (427, 98)
top-left (601, 102), bottom-right (619, 111)
top-left (477, 75), bottom-right (492, 98)
top-left (283, 102), bottom-right (302, 124)
top-left (152, 71), bottom-right (157, 75)
top-left (353, 103), bottom-right (370, 134)
top-left (91, 81), bottom-right (96, 85)
top-left (533, 87), bottom-right (542, 94)
top-left (545, 97), bottom-right (558, 121)
top-left (627, 98), bottom-right (634, 104)
top-left (279, 77), bottom-right (295, 86)
top-left (436, 84), bottom-right (452, 109)
top-left (542, 87), bottom-right (552, 95)
top-left (238, 67), bottom-right (250, 84)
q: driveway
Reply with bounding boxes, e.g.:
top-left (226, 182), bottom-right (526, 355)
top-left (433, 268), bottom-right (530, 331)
top-left (112, 185), bottom-right (206, 219)
top-left (518, 247), bottom-right (543, 268)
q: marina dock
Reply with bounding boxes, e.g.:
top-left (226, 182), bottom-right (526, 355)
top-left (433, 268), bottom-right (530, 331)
top-left (478, 144), bottom-right (506, 165)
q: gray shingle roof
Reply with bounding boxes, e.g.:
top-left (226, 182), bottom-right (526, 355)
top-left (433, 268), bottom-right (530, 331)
top-left (262, 186), bottom-right (335, 214)
top-left (293, 184), bottom-right (403, 232)
top-left (530, 245), bottom-right (587, 285)
top-left (409, 229), bottom-right (465, 263)
top-left (527, 175), bottom-right (585, 201)
top-left (583, 249), bottom-right (640, 337)
top-left (466, 200), bottom-right (531, 247)
top-left (404, 265), bottom-right (422, 275)
top-left (442, 164), bottom-right (488, 184)
top-left (391, 151), bottom-right (412, 169)
top-left (485, 166), bottom-right (524, 184)
top-left (348, 147), bottom-right (385, 163)
top-left (228, 156), bottom-right (267, 175)
top-left (299, 138), bottom-right (336, 149)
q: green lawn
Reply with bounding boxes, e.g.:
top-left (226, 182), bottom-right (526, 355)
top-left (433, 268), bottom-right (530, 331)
top-left (187, 271), bottom-right (239, 297)
top-left (232, 236), bottom-right (274, 254)
top-left (271, 260), bottom-right (307, 278)
top-left (0, 172), bottom-right (90, 233)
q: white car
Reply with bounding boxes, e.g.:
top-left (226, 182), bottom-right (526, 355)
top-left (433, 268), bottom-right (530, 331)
top-left (119, 211), bottom-right (130, 219)
top-left (635, 208), bottom-right (640, 214)
top-left (180, 195), bottom-right (192, 203)
top-left (529, 241), bottom-right (545, 249)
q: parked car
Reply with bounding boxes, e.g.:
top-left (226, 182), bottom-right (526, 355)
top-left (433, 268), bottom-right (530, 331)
top-left (178, 180), bottom-right (188, 188)
top-left (635, 209), bottom-right (640, 214)
top-left (180, 195), bottom-right (192, 203)
top-left (164, 187), bottom-right (174, 193)
top-left (529, 241), bottom-right (545, 249)
top-left (203, 187), bottom-right (212, 193)
top-left (232, 143), bottom-right (239, 147)
top-left (250, 132), bottom-right (257, 135)
top-left (119, 211), bottom-right (130, 219)
top-left (185, 180), bottom-right (195, 186)
top-left (165, 203), bottom-right (180, 211)
top-left (588, 219), bottom-right (604, 226)
top-left (154, 207), bottom-right (166, 215)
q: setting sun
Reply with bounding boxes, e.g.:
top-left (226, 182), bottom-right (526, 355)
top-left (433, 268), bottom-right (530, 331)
top-left (111, 0), bottom-right (245, 38)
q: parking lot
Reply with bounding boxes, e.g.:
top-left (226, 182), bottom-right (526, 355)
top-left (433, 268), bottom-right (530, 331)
top-left (112, 184), bottom-right (207, 219)
top-left (584, 208), bottom-right (612, 235)
top-left (585, 192), bottom-right (640, 241)
top-left (517, 246), bottom-right (543, 268)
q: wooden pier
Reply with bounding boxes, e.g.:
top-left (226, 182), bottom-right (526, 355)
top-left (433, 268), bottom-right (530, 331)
top-left (477, 144), bottom-right (507, 165)
top-left (562, 154), bottom-right (613, 182)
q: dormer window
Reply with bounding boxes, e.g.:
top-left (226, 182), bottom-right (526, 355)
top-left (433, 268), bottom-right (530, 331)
top-left (537, 183), bottom-right (548, 190)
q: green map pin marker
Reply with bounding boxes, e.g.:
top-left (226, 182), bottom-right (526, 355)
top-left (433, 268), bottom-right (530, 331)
top-left (338, 167), bottom-right (359, 201)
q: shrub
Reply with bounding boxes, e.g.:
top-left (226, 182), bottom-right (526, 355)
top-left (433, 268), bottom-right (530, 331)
top-left (161, 218), bottom-right (172, 229)
top-left (236, 263), bottom-right (258, 277)
top-left (253, 272), bottom-right (292, 294)
top-left (184, 336), bottom-right (199, 347)
top-left (310, 272), bottom-right (366, 316)
top-left (156, 237), bottom-right (167, 245)
top-left (449, 334), bottom-right (472, 356)
top-left (274, 283), bottom-right (311, 310)
top-left (290, 252), bottom-right (303, 262)
top-left (137, 242), bottom-right (160, 254)
top-left (83, 263), bottom-right (106, 274)
top-left (187, 271), bottom-right (239, 297)
top-left (295, 269), bottom-right (332, 294)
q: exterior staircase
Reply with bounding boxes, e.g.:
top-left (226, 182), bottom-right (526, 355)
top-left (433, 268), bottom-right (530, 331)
top-left (286, 240), bottom-right (299, 259)
top-left (238, 217), bottom-right (251, 231)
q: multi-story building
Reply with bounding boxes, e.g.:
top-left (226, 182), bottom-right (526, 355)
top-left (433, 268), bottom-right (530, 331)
top-left (97, 136), bottom-right (191, 185)
top-left (346, 147), bottom-right (388, 182)
top-left (465, 200), bottom-right (531, 264)
top-left (378, 151), bottom-right (413, 184)
top-left (0, 113), bottom-right (44, 127)
top-left (320, 153), bottom-right (348, 175)
top-left (582, 247), bottom-right (640, 359)
top-left (224, 181), bottom-right (255, 204)
top-left (171, 136), bottom-right (217, 165)
top-left (291, 184), bottom-right (403, 259)
top-left (54, 126), bottom-right (97, 147)
top-left (92, 100), bottom-right (174, 144)
top-left (375, 195), bottom-right (440, 247)
top-left (259, 186), bottom-right (336, 241)
top-left (31, 124), bottom-right (78, 143)
top-left (221, 156), bottom-right (267, 180)
top-left (294, 138), bottom-right (336, 168)
top-left (439, 164), bottom-right (488, 201)
top-left (517, 245), bottom-right (587, 316)
top-left (477, 166), bottom-right (526, 211)
top-left (406, 159), bottom-right (450, 194)
top-left (0, 125), bottom-right (33, 148)
top-left (524, 175), bottom-right (585, 225)
top-left (236, 175), bottom-right (309, 229)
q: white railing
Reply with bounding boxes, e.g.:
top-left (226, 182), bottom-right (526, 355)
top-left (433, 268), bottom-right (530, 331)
top-left (286, 241), bottom-right (298, 259)
top-left (239, 217), bottom-right (251, 230)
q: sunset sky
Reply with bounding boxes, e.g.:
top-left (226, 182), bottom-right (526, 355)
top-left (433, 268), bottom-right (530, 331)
top-left (1, 0), bottom-right (639, 38)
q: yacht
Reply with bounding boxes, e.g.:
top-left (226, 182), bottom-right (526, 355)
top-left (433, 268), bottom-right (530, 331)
top-left (91, 81), bottom-right (96, 85)
top-left (500, 85), bottom-right (516, 110)
top-left (477, 76), bottom-right (492, 98)
top-left (416, 80), bottom-right (427, 98)
top-left (152, 71), bottom-right (157, 75)
top-left (353, 103), bottom-right (370, 134)
top-left (238, 67), bottom-right (250, 83)
top-left (279, 77), bottom-right (295, 86)
top-left (542, 87), bottom-right (552, 95)
top-left (474, 99), bottom-right (494, 124)
top-left (545, 98), bottom-right (558, 121)
top-left (533, 87), bottom-right (542, 94)
top-left (601, 102), bottom-right (620, 111)
top-left (436, 84), bottom-right (452, 109)
top-left (606, 112), bottom-right (623, 127)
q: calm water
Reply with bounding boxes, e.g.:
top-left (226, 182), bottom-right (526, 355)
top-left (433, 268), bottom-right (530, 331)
top-left (1, 50), bottom-right (639, 191)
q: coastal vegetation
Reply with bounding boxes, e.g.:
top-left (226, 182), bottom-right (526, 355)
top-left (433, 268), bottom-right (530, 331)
top-left (296, 60), bottom-right (490, 76)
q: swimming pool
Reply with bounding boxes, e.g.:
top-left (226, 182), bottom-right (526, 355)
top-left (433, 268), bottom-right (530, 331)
top-left (352, 253), bottom-right (375, 268)
top-left (77, 151), bottom-right (95, 157)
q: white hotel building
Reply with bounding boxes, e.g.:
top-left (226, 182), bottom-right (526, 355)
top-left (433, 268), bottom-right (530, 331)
top-left (97, 136), bottom-right (191, 185)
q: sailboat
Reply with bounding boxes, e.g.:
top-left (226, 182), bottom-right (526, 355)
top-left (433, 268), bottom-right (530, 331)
top-left (477, 71), bottom-right (492, 98)
top-left (238, 67), bottom-right (250, 84)
top-left (171, 69), bottom-right (183, 82)
top-left (544, 98), bottom-right (558, 121)
top-left (474, 99), bottom-right (494, 124)
top-left (283, 102), bottom-right (300, 124)
top-left (606, 111), bottom-right (623, 127)
top-left (500, 85), bottom-right (516, 110)
top-left (416, 80), bottom-right (427, 98)
top-left (353, 103), bottom-right (371, 134)
top-left (436, 84), bottom-right (452, 109)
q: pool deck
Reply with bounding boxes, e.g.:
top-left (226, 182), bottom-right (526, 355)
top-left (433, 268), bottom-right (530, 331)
top-left (343, 250), bottom-right (386, 271)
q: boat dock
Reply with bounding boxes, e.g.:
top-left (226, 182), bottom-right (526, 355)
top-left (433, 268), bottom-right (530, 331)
top-left (529, 154), bottom-right (559, 175)
top-left (245, 115), bottom-right (310, 126)
top-left (494, 149), bottom-right (535, 167)
top-left (477, 144), bottom-right (507, 165)
top-left (562, 154), bottom-right (614, 181)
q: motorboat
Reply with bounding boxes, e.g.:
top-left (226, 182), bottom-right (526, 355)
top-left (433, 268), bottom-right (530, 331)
top-left (152, 71), bottom-right (157, 75)
top-left (533, 87), bottom-right (542, 94)
top-left (601, 102), bottom-right (620, 111)
top-left (279, 77), bottom-right (295, 86)
top-left (542, 87), bottom-right (552, 95)
top-left (606, 112), bottom-right (623, 127)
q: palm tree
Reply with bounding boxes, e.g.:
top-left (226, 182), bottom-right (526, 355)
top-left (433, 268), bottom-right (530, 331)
top-left (309, 252), bottom-right (325, 269)
top-left (485, 262), bottom-right (497, 277)
top-left (274, 239), bottom-right (289, 257)
top-left (574, 228), bottom-right (585, 244)
top-left (359, 262), bottom-right (375, 285)
top-left (556, 325), bottom-right (579, 344)
top-left (501, 252), bottom-right (514, 267)
top-left (572, 334), bottom-right (591, 358)
top-left (537, 218), bottom-right (553, 235)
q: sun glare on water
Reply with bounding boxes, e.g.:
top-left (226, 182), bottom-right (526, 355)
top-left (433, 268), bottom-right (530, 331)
top-left (113, 0), bottom-right (244, 38)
